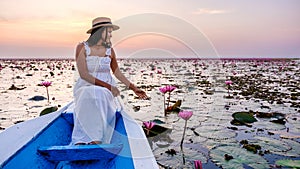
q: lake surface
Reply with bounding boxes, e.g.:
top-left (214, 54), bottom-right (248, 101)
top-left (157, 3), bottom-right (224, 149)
top-left (0, 58), bottom-right (299, 168)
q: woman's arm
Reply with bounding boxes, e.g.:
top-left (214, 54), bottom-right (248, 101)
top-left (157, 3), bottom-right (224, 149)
top-left (75, 43), bottom-right (119, 96)
top-left (110, 48), bottom-right (148, 99)
top-left (110, 48), bottom-right (132, 88)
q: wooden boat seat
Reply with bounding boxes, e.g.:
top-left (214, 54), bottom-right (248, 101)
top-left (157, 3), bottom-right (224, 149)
top-left (38, 144), bottom-right (123, 161)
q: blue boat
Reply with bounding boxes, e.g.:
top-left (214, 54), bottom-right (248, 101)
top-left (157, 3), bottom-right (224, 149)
top-left (0, 102), bottom-right (159, 169)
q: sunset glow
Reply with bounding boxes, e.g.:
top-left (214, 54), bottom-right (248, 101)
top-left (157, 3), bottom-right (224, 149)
top-left (0, 0), bottom-right (299, 58)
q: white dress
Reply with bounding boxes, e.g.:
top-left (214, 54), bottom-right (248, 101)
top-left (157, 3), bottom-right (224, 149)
top-left (69, 42), bottom-right (159, 168)
top-left (71, 42), bottom-right (117, 144)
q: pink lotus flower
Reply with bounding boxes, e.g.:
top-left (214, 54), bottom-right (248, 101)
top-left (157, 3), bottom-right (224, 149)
top-left (167, 85), bottom-right (176, 92)
top-left (178, 110), bottom-right (193, 120)
top-left (143, 121), bottom-right (155, 130)
top-left (194, 160), bottom-right (203, 169)
top-left (143, 121), bottom-right (155, 136)
top-left (41, 81), bottom-right (52, 103)
top-left (41, 81), bottom-right (52, 87)
top-left (159, 85), bottom-right (177, 116)
top-left (225, 80), bottom-right (232, 85)
top-left (159, 85), bottom-right (176, 94)
top-left (159, 87), bottom-right (168, 94)
top-left (179, 110), bottom-right (193, 149)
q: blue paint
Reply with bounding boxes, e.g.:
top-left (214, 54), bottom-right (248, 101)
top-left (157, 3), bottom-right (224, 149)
top-left (38, 144), bottom-right (123, 161)
top-left (1, 110), bottom-right (135, 169)
top-left (2, 113), bottom-right (72, 168)
top-left (111, 111), bottom-right (134, 168)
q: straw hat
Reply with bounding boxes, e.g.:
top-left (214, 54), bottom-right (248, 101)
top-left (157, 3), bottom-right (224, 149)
top-left (86, 17), bottom-right (119, 34)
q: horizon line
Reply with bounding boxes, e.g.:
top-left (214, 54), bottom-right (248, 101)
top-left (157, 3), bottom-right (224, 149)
top-left (0, 56), bottom-right (299, 61)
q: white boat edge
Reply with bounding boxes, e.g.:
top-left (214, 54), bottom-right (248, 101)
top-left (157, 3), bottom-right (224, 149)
top-left (0, 102), bottom-right (72, 164)
top-left (0, 101), bottom-right (159, 169)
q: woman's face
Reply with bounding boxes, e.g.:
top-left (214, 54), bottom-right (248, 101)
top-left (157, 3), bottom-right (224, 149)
top-left (102, 27), bottom-right (113, 41)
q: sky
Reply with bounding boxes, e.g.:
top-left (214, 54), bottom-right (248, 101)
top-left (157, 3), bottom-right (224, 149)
top-left (0, 0), bottom-right (299, 59)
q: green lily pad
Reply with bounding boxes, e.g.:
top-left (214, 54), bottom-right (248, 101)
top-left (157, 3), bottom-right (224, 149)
top-left (251, 136), bottom-right (291, 154)
top-left (254, 120), bottom-right (286, 131)
top-left (154, 146), bottom-right (207, 168)
top-left (275, 159), bottom-right (300, 168)
top-left (142, 124), bottom-right (171, 137)
top-left (286, 113), bottom-right (300, 132)
top-left (232, 112), bottom-right (257, 124)
top-left (269, 130), bottom-right (300, 139)
top-left (204, 138), bottom-right (238, 150)
top-left (188, 86), bottom-right (198, 92)
top-left (277, 139), bottom-right (300, 157)
top-left (152, 119), bottom-right (165, 124)
top-left (198, 130), bottom-right (237, 141)
top-left (205, 110), bottom-right (233, 124)
top-left (194, 124), bottom-right (225, 133)
top-left (210, 145), bottom-right (269, 169)
top-left (40, 106), bottom-right (58, 116)
top-left (195, 125), bottom-right (236, 140)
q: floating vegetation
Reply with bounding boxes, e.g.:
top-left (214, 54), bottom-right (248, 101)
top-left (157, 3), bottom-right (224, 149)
top-left (250, 136), bottom-right (291, 155)
top-left (254, 120), bottom-right (286, 131)
top-left (28, 95), bottom-right (47, 101)
top-left (256, 111), bottom-right (285, 119)
top-left (280, 139), bottom-right (300, 157)
top-left (143, 124), bottom-right (171, 138)
top-left (199, 130), bottom-right (236, 141)
top-left (206, 110), bottom-right (232, 121)
top-left (231, 112), bottom-right (257, 126)
top-left (169, 128), bottom-right (208, 144)
top-left (1, 59), bottom-right (300, 168)
top-left (242, 143), bottom-right (261, 154)
top-left (204, 89), bottom-right (214, 95)
top-left (195, 125), bottom-right (236, 141)
top-left (166, 100), bottom-right (182, 113)
top-left (286, 114), bottom-right (300, 132)
top-left (39, 106), bottom-right (58, 116)
top-left (268, 130), bottom-right (300, 139)
top-left (204, 138), bottom-right (238, 150)
top-left (256, 111), bottom-right (286, 124)
top-left (210, 145), bottom-right (269, 169)
top-left (8, 84), bottom-right (26, 90)
top-left (154, 146), bottom-right (207, 169)
top-left (275, 159), bottom-right (300, 168)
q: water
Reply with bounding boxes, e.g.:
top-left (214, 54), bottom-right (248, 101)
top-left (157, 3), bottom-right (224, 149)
top-left (0, 58), bottom-right (299, 168)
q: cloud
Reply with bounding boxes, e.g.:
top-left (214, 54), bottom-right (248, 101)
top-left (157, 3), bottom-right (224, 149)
top-left (192, 8), bottom-right (231, 15)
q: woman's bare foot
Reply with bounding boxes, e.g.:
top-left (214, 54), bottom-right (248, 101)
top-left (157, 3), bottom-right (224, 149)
top-left (88, 141), bottom-right (102, 145)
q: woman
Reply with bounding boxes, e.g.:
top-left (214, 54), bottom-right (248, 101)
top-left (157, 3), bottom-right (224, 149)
top-left (72, 17), bottom-right (148, 145)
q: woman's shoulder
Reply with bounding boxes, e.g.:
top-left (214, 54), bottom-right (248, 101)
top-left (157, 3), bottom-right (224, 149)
top-left (76, 43), bottom-right (85, 52)
top-left (77, 41), bottom-right (87, 48)
top-left (75, 42), bottom-right (86, 58)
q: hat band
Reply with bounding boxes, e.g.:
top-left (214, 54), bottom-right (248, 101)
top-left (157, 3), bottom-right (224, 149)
top-left (92, 21), bottom-right (112, 27)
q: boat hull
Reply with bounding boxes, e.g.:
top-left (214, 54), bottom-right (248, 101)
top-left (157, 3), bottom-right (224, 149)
top-left (0, 105), bottom-right (135, 168)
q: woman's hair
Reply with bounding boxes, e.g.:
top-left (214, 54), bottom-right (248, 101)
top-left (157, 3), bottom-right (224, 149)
top-left (86, 27), bottom-right (111, 48)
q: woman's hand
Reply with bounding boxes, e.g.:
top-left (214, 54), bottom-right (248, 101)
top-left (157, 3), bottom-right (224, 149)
top-left (110, 86), bottom-right (120, 97)
top-left (133, 88), bottom-right (149, 100)
top-left (129, 83), bottom-right (148, 99)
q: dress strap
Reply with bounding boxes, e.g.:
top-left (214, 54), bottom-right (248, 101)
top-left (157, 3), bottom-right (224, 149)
top-left (105, 48), bottom-right (111, 56)
top-left (83, 42), bottom-right (91, 56)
